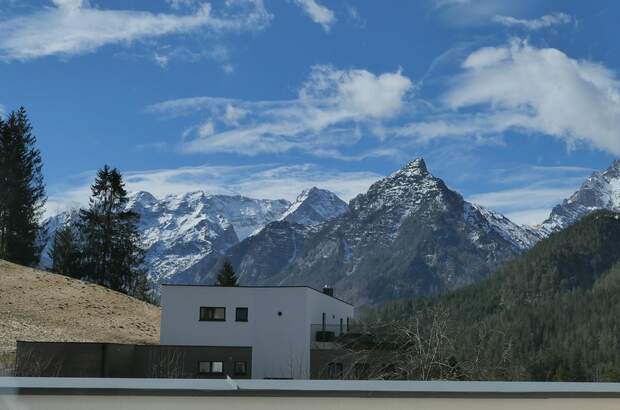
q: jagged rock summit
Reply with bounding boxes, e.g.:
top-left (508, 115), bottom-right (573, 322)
top-left (279, 187), bottom-right (348, 225)
top-left (209, 157), bottom-right (540, 306)
top-left (539, 159), bottom-right (620, 235)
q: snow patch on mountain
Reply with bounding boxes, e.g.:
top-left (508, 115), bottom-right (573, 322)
top-left (127, 191), bottom-right (290, 282)
top-left (464, 203), bottom-right (542, 250)
top-left (279, 187), bottom-right (348, 225)
top-left (539, 159), bottom-right (620, 235)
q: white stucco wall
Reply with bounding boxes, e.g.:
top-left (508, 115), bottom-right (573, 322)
top-left (160, 286), bottom-right (354, 379)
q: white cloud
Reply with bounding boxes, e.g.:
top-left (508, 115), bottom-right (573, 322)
top-left (224, 104), bottom-right (248, 125)
top-left (46, 163), bottom-right (382, 216)
top-left (468, 186), bottom-right (576, 225)
top-left (425, 40), bottom-right (620, 155)
top-left (147, 65), bottom-right (412, 156)
top-left (196, 121), bottom-right (215, 137)
top-left (0, 0), bottom-right (272, 61)
top-left (431, 0), bottom-right (525, 27)
top-left (166, 0), bottom-right (201, 10)
top-left (292, 0), bottom-right (336, 31)
top-left (492, 12), bottom-right (573, 31)
top-left (153, 52), bottom-right (170, 68)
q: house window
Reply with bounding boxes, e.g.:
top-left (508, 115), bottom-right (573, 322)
top-left (327, 362), bottom-right (343, 379)
top-left (198, 361), bottom-right (224, 374)
top-left (236, 307), bottom-right (248, 322)
top-left (234, 361), bottom-right (248, 376)
top-left (199, 307), bottom-right (225, 321)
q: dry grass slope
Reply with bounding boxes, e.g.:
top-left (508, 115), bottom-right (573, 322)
top-left (0, 259), bottom-right (160, 360)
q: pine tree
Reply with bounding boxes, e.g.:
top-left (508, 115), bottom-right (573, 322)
top-left (49, 223), bottom-right (81, 278)
top-left (78, 165), bottom-right (149, 298)
top-left (216, 260), bottom-right (238, 286)
top-left (0, 107), bottom-right (46, 266)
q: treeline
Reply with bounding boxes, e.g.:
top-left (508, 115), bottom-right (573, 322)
top-left (0, 107), bottom-right (151, 302)
top-left (364, 211), bottom-right (620, 381)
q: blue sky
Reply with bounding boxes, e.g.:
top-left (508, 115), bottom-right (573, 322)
top-left (1, 0), bottom-right (619, 225)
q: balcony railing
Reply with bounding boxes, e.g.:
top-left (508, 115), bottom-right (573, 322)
top-left (310, 323), bottom-right (366, 345)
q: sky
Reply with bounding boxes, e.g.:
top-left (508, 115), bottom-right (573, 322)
top-left (1, 0), bottom-right (619, 225)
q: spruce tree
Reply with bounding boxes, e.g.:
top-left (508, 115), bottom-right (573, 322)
top-left (216, 260), bottom-right (238, 286)
top-left (0, 107), bottom-right (46, 266)
top-left (49, 224), bottom-right (81, 278)
top-left (78, 165), bottom-right (149, 298)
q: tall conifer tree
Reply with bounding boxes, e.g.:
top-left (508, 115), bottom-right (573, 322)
top-left (0, 107), bottom-right (46, 266)
top-left (49, 223), bottom-right (81, 278)
top-left (216, 260), bottom-right (239, 286)
top-left (78, 165), bottom-right (149, 298)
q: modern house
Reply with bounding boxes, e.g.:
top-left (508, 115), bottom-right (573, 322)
top-left (160, 285), bottom-right (355, 379)
top-left (15, 284), bottom-right (355, 380)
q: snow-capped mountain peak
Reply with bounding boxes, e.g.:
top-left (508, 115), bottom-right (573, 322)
top-left (398, 157), bottom-right (429, 177)
top-left (279, 187), bottom-right (348, 225)
top-left (539, 159), bottom-right (620, 235)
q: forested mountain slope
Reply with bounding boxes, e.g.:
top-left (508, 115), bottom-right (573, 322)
top-left (369, 210), bottom-right (620, 381)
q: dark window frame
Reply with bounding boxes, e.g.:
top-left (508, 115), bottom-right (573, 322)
top-left (234, 361), bottom-right (248, 376)
top-left (198, 360), bottom-right (224, 375)
top-left (199, 306), bottom-right (226, 322)
top-left (235, 307), bottom-right (249, 322)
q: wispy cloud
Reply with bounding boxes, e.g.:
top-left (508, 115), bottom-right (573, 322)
top-left (492, 12), bottom-right (573, 31)
top-left (430, 0), bottom-right (525, 28)
top-left (469, 186), bottom-right (576, 225)
top-left (147, 64), bottom-right (413, 157)
top-left (291, 0), bottom-right (336, 31)
top-left (466, 164), bottom-right (593, 225)
top-left (399, 40), bottom-right (620, 156)
top-left (46, 163), bottom-right (382, 216)
top-left (148, 39), bottom-right (620, 162)
top-left (0, 0), bottom-right (272, 61)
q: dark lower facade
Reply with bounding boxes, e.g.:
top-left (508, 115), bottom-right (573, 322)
top-left (15, 341), bottom-right (252, 379)
top-left (311, 347), bottom-right (401, 380)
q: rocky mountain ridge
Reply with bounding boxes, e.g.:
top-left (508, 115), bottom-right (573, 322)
top-left (206, 158), bottom-right (542, 305)
top-left (539, 160), bottom-right (620, 235)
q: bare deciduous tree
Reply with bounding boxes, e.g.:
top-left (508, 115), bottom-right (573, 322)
top-left (147, 348), bottom-right (186, 378)
top-left (328, 305), bottom-right (514, 381)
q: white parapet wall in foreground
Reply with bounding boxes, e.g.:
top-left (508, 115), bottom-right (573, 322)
top-left (2, 378), bottom-right (620, 410)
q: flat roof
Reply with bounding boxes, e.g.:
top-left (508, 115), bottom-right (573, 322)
top-left (2, 378), bottom-right (620, 398)
top-left (161, 284), bottom-right (353, 306)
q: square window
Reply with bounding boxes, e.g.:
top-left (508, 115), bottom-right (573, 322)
top-left (234, 361), bottom-right (247, 375)
top-left (236, 307), bottom-right (248, 322)
top-left (211, 361), bottom-right (223, 374)
top-left (198, 361), bottom-right (211, 374)
top-left (198, 361), bottom-right (224, 374)
top-left (200, 307), bottom-right (226, 321)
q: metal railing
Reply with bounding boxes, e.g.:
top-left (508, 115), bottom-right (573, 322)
top-left (310, 323), bottom-right (366, 344)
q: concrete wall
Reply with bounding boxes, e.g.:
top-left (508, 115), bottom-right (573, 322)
top-left (16, 342), bottom-right (106, 378)
top-left (3, 378), bottom-right (620, 410)
top-left (160, 286), bottom-right (353, 379)
top-left (15, 342), bottom-right (252, 379)
top-left (4, 396), bottom-right (620, 410)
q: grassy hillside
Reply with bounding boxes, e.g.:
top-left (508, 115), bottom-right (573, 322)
top-left (0, 259), bottom-right (160, 365)
top-left (368, 211), bottom-right (620, 381)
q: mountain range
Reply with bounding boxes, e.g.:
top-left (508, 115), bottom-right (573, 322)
top-left (42, 158), bottom-right (620, 306)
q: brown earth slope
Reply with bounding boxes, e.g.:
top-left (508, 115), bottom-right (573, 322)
top-left (0, 259), bottom-right (160, 358)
